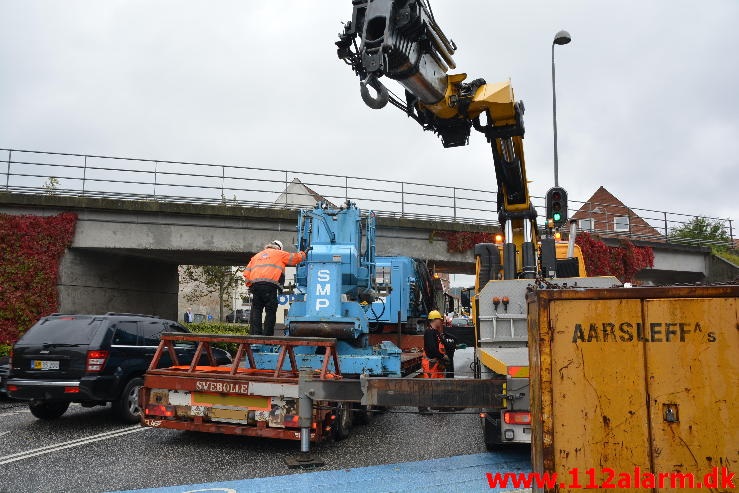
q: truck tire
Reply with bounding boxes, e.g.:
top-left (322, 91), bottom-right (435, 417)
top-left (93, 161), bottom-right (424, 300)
top-left (483, 415), bottom-right (502, 451)
top-left (115, 377), bottom-right (143, 424)
top-left (333, 402), bottom-right (352, 440)
top-left (29, 401), bottom-right (69, 420)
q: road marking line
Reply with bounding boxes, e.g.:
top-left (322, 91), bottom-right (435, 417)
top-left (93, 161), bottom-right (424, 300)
top-left (0, 426), bottom-right (150, 465)
top-left (0, 409), bottom-right (31, 418)
top-left (0, 425), bottom-right (141, 460)
top-left (0, 426), bottom-right (143, 461)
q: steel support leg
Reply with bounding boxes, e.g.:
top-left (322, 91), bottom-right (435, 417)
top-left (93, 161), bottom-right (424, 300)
top-left (285, 370), bottom-right (325, 468)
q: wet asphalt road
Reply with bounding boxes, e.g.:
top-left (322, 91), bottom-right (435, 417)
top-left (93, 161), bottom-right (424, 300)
top-left (0, 349), bottom-right (527, 493)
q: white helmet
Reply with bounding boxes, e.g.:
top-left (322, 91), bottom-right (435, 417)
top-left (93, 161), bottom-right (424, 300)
top-left (271, 240), bottom-right (283, 250)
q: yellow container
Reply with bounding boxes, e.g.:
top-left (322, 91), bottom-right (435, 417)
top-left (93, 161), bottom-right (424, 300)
top-left (528, 286), bottom-right (738, 492)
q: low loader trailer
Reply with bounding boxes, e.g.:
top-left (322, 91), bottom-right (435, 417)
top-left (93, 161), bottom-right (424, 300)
top-left (140, 332), bottom-right (506, 454)
top-left (141, 333), bottom-right (351, 442)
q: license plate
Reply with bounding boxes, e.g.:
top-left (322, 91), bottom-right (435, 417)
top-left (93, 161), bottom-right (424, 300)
top-left (32, 360), bottom-right (60, 370)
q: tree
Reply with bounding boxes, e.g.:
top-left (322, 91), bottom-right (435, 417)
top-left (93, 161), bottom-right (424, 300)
top-left (42, 176), bottom-right (59, 195)
top-left (180, 265), bottom-right (243, 321)
top-left (669, 217), bottom-right (731, 249)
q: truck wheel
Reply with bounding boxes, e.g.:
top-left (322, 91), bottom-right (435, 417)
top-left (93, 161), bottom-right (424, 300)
top-left (29, 401), bottom-right (69, 420)
top-left (115, 377), bottom-right (143, 424)
top-left (333, 402), bottom-right (352, 440)
top-left (483, 416), bottom-right (502, 451)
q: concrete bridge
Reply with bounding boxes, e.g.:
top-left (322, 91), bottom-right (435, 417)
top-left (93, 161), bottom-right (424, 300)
top-left (1, 193), bottom-right (490, 320)
top-left (1, 193), bottom-right (732, 320)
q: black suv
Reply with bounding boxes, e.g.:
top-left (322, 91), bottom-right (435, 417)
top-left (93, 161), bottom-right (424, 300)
top-left (225, 309), bottom-right (250, 323)
top-left (0, 356), bottom-right (9, 397)
top-left (7, 313), bottom-right (232, 422)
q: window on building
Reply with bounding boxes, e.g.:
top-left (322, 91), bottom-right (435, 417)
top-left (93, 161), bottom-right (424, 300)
top-left (579, 218), bottom-right (595, 231)
top-left (613, 215), bottom-right (630, 232)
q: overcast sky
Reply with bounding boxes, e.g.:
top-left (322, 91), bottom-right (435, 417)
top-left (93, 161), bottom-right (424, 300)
top-left (1, 1), bottom-right (737, 227)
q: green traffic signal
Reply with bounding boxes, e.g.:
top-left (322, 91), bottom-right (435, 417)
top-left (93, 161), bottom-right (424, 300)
top-left (546, 187), bottom-right (568, 226)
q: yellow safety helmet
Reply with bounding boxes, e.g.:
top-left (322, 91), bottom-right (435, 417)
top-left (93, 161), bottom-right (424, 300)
top-left (427, 310), bottom-right (444, 321)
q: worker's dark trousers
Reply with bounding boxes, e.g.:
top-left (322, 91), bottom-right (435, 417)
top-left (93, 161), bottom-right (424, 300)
top-left (250, 283), bottom-right (279, 336)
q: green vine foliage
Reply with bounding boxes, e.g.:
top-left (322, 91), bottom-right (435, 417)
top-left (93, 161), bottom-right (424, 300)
top-left (186, 322), bottom-right (249, 354)
top-left (576, 232), bottom-right (654, 283)
top-left (0, 213), bottom-right (77, 344)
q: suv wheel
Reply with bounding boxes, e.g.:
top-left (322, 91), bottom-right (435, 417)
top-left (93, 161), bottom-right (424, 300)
top-left (115, 377), bottom-right (143, 423)
top-left (29, 401), bottom-right (70, 420)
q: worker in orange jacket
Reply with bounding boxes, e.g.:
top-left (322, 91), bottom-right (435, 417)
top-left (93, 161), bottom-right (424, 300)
top-left (244, 240), bottom-right (306, 336)
top-left (418, 310), bottom-right (449, 414)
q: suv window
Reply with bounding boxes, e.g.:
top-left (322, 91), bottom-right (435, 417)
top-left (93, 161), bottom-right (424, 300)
top-left (18, 317), bottom-right (102, 345)
top-left (165, 322), bottom-right (189, 334)
top-left (111, 322), bottom-right (139, 346)
top-left (140, 321), bottom-right (168, 346)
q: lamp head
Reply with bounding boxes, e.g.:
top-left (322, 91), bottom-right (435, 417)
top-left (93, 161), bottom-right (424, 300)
top-left (553, 30), bottom-right (571, 45)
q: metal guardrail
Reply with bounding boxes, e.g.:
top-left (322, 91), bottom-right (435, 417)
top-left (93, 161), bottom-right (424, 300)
top-left (1, 148), bottom-right (735, 248)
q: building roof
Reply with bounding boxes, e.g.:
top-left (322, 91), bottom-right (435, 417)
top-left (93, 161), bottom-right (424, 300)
top-left (571, 186), bottom-right (663, 240)
top-left (274, 178), bottom-right (336, 208)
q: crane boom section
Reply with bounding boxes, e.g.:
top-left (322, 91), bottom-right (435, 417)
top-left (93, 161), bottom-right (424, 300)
top-left (338, 0), bottom-right (536, 277)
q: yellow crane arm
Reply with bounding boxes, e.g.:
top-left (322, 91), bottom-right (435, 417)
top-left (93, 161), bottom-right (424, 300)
top-left (337, 0), bottom-right (538, 278)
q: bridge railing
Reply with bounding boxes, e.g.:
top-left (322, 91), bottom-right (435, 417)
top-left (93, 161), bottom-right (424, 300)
top-left (2, 148), bottom-right (735, 249)
top-left (1, 148), bottom-right (499, 227)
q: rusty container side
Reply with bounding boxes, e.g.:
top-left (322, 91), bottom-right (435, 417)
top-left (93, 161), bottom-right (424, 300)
top-left (643, 297), bottom-right (738, 484)
top-left (528, 293), bottom-right (547, 474)
top-left (530, 286), bottom-right (739, 493)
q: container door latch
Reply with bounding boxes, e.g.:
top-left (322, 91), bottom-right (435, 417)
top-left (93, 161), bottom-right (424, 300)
top-left (663, 403), bottom-right (679, 423)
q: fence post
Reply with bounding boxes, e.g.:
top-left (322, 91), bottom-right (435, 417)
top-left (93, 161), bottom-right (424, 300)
top-left (345, 176), bottom-right (348, 202)
top-left (5, 150), bottom-right (11, 190)
top-left (663, 211), bottom-right (668, 238)
top-left (729, 219), bottom-right (734, 246)
top-left (453, 187), bottom-right (457, 221)
top-left (82, 155), bottom-right (87, 196)
top-left (401, 182), bottom-right (404, 216)
top-left (222, 166), bottom-right (227, 204)
top-left (285, 171), bottom-right (289, 206)
top-left (153, 161), bottom-right (158, 199)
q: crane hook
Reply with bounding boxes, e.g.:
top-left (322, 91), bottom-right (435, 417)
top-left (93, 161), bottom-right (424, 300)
top-left (360, 74), bottom-right (389, 109)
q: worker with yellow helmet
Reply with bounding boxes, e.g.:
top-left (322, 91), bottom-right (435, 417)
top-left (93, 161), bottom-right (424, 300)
top-left (421, 310), bottom-right (450, 378)
top-left (418, 310), bottom-right (450, 414)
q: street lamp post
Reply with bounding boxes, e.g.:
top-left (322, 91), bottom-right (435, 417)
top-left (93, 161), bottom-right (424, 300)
top-left (552, 29), bottom-right (571, 187)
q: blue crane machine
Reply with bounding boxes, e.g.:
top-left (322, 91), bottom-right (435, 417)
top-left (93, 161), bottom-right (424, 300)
top-left (253, 201), bottom-right (426, 377)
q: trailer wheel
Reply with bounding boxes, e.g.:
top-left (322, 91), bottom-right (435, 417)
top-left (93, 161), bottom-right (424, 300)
top-left (483, 415), bottom-right (502, 451)
top-left (333, 402), bottom-right (352, 440)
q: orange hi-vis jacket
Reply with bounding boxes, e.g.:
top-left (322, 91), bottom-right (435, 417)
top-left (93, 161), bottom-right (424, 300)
top-left (243, 248), bottom-right (306, 287)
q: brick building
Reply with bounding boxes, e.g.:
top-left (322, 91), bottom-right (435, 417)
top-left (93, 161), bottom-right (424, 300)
top-left (570, 186), bottom-right (662, 240)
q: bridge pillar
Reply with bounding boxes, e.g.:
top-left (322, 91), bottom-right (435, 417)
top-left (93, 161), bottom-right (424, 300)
top-left (58, 249), bottom-right (178, 320)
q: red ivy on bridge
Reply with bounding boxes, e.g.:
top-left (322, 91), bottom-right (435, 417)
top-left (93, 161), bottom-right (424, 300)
top-left (435, 231), bottom-right (494, 253)
top-left (575, 232), bottom-right (654, 283)
top-left (436, 230), bottom-right (654, 282)
top-left (0, 213), bottom-right (77, 344)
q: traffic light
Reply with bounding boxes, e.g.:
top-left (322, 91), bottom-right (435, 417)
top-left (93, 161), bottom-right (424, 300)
top-left (546, 187), bottom-right (568, 227)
